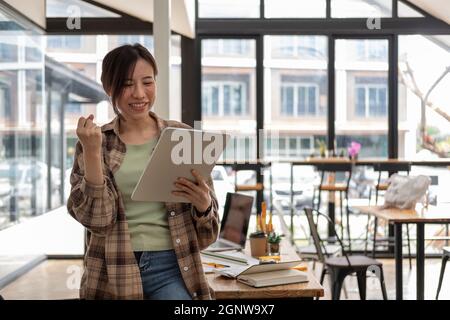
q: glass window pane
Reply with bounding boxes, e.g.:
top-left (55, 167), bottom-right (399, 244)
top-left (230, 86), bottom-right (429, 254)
top-left (281, 86), bottom-right (294, 115)
top-left (198, 0), bottom-right (260, 18)
top-left (308, 86), bottom-right (316, 115)
top-left (0, 37), bottom-right (18, 62)
top-left (265, 0), bottom-right (326, 18)
top-left (265, 35), bottom-right (327, 161)
top-left (298, 86), bottom-right (306, 115)
top-left (202, 39), bottom-right (257, 162)
top-left (331, 0), bottom-right (392, 18)
top-left (271, 36), bottom-right (327, 60)
top-left (399, 35), bottom-right (450, 161)
top-left (0, 60), bottom-right (46, 229)
top-left (356, 87), bottom-right (366, 117)
top-left (335, 39), bottom-right (388, 158)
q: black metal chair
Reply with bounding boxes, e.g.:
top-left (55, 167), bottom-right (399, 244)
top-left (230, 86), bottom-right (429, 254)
top-left (312, 162), bottom-right (353, 251)
top-left (365, 162), bottom-right (412, 269)
top-left (436, 247), bottom-right (449, 300)
top-left (304, 207), bottom-right (388, 300)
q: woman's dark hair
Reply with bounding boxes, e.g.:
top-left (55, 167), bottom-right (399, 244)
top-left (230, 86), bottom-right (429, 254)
top-left (101, 43), bottom-right (158, 115)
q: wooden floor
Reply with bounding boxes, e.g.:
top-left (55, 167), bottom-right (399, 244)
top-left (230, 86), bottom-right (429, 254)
top-left (0, 258), bottom-right (449, 300)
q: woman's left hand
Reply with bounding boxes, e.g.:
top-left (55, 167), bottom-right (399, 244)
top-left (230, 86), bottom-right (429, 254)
top-left (172, 169), bottom-right (212, 213)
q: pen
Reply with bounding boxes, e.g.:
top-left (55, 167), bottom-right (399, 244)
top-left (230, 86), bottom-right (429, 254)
top-left (202, 262), bottom-right (229, 268)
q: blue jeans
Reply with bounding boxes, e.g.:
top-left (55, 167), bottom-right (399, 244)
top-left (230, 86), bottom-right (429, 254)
top-left (134, 250), bottom-right (192, 300)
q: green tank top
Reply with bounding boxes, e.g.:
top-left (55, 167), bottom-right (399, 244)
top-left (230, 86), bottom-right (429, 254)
top-left (114, 138), bottom-right (173, 251)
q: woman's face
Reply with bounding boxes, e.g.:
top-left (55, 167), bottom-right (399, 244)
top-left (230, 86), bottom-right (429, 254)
top-left (116, 58), bottom-right (156, 121)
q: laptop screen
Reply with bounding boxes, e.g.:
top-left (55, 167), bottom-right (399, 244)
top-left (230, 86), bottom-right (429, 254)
top-left (219, 193), bottom-right (254, 246)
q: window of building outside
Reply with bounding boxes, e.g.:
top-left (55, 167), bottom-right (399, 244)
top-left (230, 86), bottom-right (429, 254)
top-left (47, 35), bottom-right (82, 50)
top-left (354, 79), bottom-right (387, 118)
top-left (202, 81), bottom-right (247, 116)
top-left (280, 83), bottom-right (319, 117)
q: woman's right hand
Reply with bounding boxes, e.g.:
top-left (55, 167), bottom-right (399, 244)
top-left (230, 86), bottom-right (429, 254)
top-left (76, 114), bottom-right (102, 155)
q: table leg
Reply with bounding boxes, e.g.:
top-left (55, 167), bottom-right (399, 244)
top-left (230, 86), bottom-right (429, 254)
top-left (328, 201), bottom-right (336, 243)
top-left (290, 163), bottom-right (294, 243)
top-left (416, 223), bottom-right (425, 300)
top-left (394, 223), bottom-right (403, 300)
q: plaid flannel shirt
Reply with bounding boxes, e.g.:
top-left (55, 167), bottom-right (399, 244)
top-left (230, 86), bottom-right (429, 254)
top-left (67, 111), bottom-right (219, 299)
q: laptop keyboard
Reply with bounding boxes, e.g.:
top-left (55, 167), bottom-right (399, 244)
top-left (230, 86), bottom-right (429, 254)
top-left (211, 241), bottom-right (230, 248)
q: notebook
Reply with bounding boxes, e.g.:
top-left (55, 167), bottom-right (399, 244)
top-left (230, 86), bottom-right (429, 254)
top-left (214, 260), bottom-right (309, 288)
top-left (201, 250), bottom-right (259, 266)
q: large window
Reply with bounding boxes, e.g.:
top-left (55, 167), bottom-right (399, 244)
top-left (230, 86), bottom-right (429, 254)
top-left (335, 39), bottom-right (389, 158)
top-left (264, 35), bottom-right (327, 161)
top-left (0, 33), bottom-right (46, 229)
top-left (202, 39), bottom-right (257, 162)
top-left (398, 35), bottom-right (450, 161)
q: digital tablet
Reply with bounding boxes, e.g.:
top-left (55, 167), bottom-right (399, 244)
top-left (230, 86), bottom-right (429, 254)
top-left (131, 127), bottom-right (230, 203)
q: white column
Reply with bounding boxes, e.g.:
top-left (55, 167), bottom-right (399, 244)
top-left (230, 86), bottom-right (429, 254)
top-left (153, 0), bottom-right (172, 119)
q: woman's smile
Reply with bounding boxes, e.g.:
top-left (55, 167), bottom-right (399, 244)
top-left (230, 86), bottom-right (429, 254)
top-left (128, 101), bottom-right (149, 112)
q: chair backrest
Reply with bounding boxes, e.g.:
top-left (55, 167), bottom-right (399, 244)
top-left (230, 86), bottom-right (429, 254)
top-left (373, 162), bottom-right (411, 173)
top-left (373, 162), bottom-right (411, 187)
top-left (303, 207), bottom-right (352, 266)
top-left (315, 162), bottom-right (353, 173)
top-left (304, 207), bottom-right (326, 263)
top-left (315, 162), bottom-right (353, 190)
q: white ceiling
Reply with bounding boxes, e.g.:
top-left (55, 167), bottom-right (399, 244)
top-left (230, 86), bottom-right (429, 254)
top-left (4, 0), bottom-right (46, 29)
top-left (92, 0), bottom-right (195, 38)
top-left (3, 0), bottom-right (195, 38)
top-left (1, 0), bottom-right (447, 38)
top-left (406, 0), bottom-right (450, 24)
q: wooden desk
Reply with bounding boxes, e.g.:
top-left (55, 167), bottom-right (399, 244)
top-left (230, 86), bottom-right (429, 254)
top-left (355, 204), bottom-right (450, 300)
top-left (205, 239), bottom-right (324, 299)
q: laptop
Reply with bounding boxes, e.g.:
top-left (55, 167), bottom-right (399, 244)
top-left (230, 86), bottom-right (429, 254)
top-left (204, 193), bottom-right (254, 252)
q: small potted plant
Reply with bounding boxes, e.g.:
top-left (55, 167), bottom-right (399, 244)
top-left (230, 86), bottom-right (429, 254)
top-left (267, 232), bottom-right (282, 256)
top-left (347, 141), bottom-right (361, 160)
top-left (316, 139), bottom-right (327, 158)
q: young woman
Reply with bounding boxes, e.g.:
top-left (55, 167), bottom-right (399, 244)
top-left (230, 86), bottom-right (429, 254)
top-left (67, 44), bottom-right (219, 300)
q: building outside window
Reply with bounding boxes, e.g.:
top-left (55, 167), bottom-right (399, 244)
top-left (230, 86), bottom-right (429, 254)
top-left (280, 83), bottom-right (319, 116)
top-left (356, 39), bottom-right (388, 61)
top-left (202, 81), bottom-right (247, 116)
top-left (47, 36), bottom-right (82, 49)
top-left (355, 83), bottom-right (387, 117)
top-left (203, 39), bottom-right (251, 56)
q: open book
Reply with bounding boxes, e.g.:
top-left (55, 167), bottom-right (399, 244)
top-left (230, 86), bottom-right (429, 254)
top-left (214, 260), bottom-right (309, 288)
